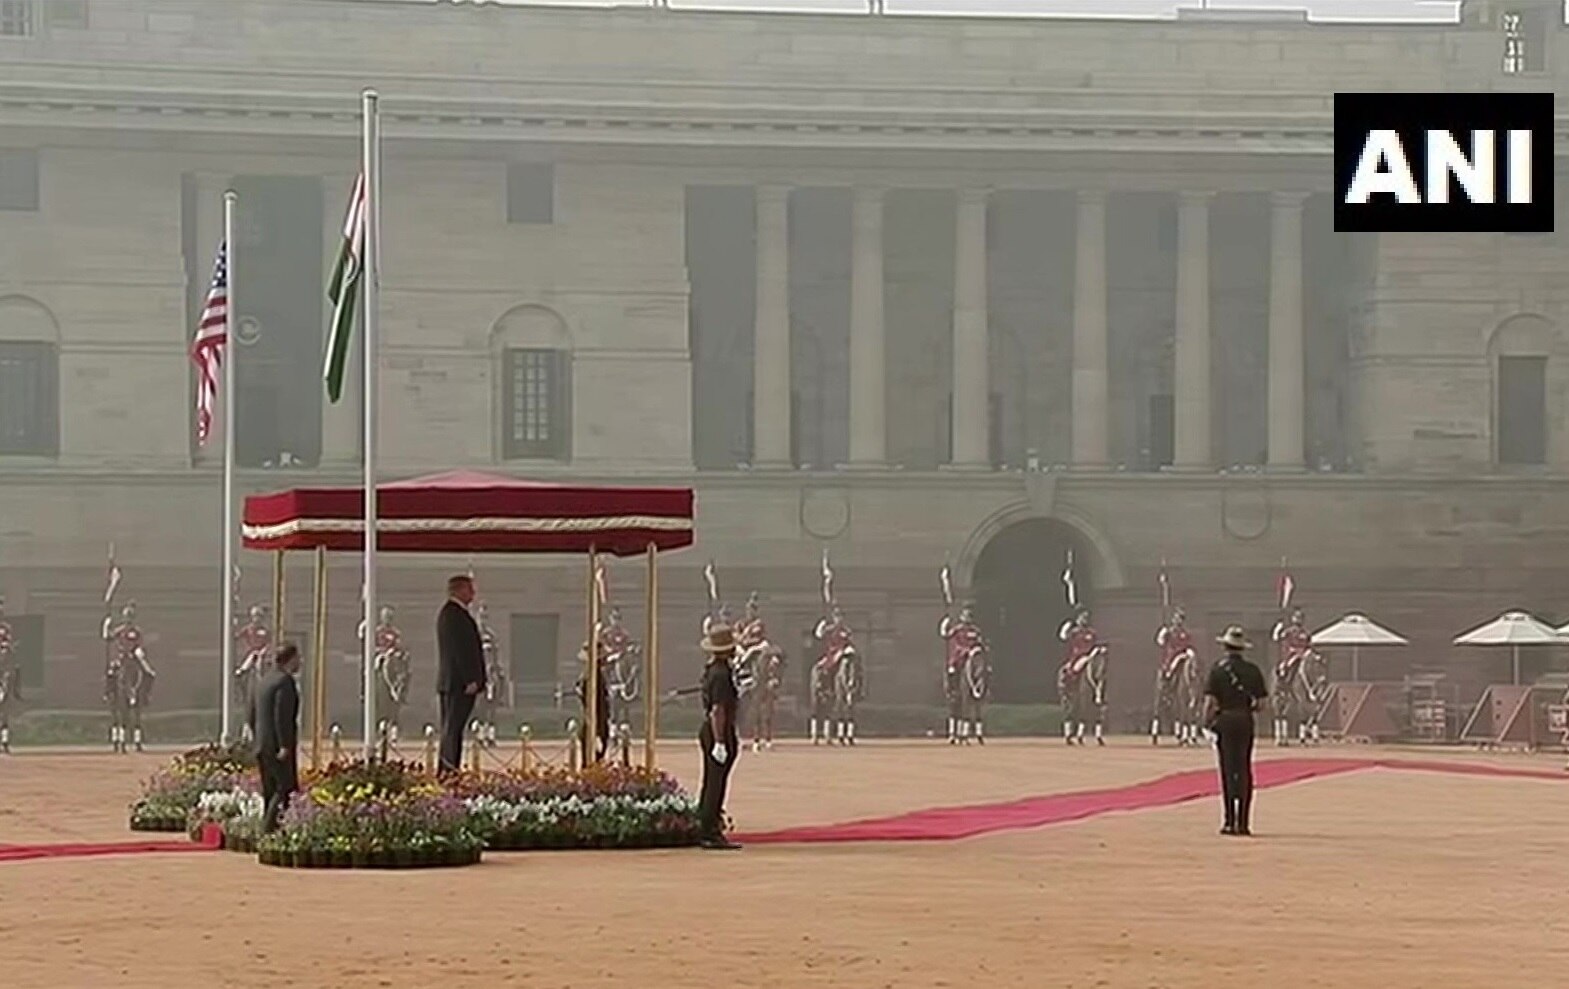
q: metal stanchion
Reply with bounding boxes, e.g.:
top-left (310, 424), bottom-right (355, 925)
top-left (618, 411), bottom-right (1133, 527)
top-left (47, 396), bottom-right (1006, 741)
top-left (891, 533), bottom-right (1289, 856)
top-left (518, 725), bottom-right (532, 773)
top-left (330, 724), bottom-right (343, 764)
top-left (423, 725), bottom-right (436, 774)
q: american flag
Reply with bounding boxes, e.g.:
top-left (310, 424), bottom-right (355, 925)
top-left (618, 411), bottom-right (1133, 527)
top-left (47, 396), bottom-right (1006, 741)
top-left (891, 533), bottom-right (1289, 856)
top-left (1062, 550), bottom-right (1077, 608)
top-left (594, 561), bottom-right (608, 606)
top-left (104, 544), bottom-right (121, 606)
top-left (189, 242), bottom-right (229, 446)
top-left (1158, 558), bottom-right (1170, 610)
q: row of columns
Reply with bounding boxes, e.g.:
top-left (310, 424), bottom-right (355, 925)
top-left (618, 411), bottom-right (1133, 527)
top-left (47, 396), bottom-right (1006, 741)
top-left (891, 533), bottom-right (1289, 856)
top-left (750, 185), bottom-right (1309, 470)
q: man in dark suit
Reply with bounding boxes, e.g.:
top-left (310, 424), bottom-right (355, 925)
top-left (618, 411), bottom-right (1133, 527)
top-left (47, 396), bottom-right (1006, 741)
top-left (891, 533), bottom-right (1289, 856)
top-left (436, 574), bottom-right (486, 773)
top-left (254, 642), bottom-right (302, 833)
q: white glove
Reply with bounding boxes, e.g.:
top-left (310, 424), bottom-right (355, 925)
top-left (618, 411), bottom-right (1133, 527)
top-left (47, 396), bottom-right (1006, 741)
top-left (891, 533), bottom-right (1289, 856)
top-left (711, 742), bottom-right (729, 764)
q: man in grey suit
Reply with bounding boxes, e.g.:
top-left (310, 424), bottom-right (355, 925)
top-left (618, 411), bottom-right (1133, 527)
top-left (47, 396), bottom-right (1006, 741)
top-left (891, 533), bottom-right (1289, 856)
top-left (436, 574), bottom-right (486, 774)
top-left (253, 642), bottom-right (302, 833)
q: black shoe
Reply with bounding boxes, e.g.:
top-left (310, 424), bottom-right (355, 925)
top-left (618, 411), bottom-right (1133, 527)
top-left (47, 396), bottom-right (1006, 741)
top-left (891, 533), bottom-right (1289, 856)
top-left (1220, 824), bottom-right (1237, 836)
top-left (700, 837), bottom-right (742, 851)
top-left (1236, 826), bottom-right (1252, 837)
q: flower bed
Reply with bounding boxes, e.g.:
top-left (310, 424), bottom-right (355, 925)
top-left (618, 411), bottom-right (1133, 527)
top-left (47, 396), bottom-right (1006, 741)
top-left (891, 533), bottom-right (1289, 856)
top-left (451, 765), bottom-right (702, 851)
top-left (187, 788), bottom-right (265, 853)
top-left (257, 760), bottom-right (484, 869)
top-left (129, 742), bottom-right (257, 833)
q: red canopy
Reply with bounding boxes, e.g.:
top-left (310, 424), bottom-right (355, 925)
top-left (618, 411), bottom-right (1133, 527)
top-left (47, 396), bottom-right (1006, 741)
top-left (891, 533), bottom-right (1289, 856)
top-left (242, 470), bottom-right (694, 557)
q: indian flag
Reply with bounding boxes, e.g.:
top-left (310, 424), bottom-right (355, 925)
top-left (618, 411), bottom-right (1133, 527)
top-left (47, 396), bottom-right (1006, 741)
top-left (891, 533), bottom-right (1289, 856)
top-left (324, 172), bottom-right (367, 404)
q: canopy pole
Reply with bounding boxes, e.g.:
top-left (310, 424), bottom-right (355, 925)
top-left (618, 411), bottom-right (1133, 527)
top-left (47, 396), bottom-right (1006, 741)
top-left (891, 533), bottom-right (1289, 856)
top-left (1513, 645), bottom-right (1521, 686)
top-left (310, 545), bottom-right (328, 771)
top-left (270, 550), bottom-right (284, 649)
top-left (644, 542), bottom-right (658, 771)
top-left (585, 546), bottom-right (600, 765)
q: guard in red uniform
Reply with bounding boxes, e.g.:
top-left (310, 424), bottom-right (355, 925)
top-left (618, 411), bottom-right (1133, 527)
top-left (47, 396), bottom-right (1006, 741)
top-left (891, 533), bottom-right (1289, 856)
top-left (233, 604), bottom-right (271, 744)
top-left (1152, 607), bottom-right (1201, 745)
top-left (1057, 607), bottom-right (1106, 745)
top-left (810, 605), bottom-right (852, 744)
top-left (0, 597), bottom-right (18, 753)
top-left (105, 602), bottom-right (156, 752)
top-left (1270, 607), bottom-right (1311, 745)
top-left (940, 604), bottom-right (984, 742)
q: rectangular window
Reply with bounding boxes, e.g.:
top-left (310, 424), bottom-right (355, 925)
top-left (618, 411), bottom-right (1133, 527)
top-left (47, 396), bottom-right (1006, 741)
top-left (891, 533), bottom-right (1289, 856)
top-left (10, 614), bottom-right (44, 690)
top-left (509, 613), bottom-right (559, 696)
top-left (506, 163), bottom-right (554, 224)
top-left (0, 341), bottom-right (58, 456)
top-left (1147, 393), bottom-right (1175, 469)
top-left (502, 348), bottom-right (569, 460)
top-left (0, 1), bottom-right (32, 37)
top-left (0, 150), bottom-right (39, 211)
top-left (1502, 9), bottom-right (1549, 74)
top-left (1497, 355), bottom-right (1547, 466)
top-left (48, 0), bottom-right (87, 28)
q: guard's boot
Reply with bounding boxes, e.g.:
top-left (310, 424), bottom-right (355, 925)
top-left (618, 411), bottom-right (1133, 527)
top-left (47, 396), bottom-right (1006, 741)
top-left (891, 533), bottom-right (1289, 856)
top-left (1, 725), bottom-right (10, 753)
top-left (1094, 723), bottom-right (1105, 746)
top-left (974, 721), bottom-right (984, 745)
top-left (133, 726), bottom-right (145, 752)
top-left (1151, 718), bottom-right (1161, 745)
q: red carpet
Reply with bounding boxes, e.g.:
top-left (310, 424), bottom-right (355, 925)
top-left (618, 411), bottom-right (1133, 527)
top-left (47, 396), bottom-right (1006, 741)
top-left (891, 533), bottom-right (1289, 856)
top-left (733, 757), bottom-right (1567, 845)
top-left (0, 823), bottom-right (223, 863)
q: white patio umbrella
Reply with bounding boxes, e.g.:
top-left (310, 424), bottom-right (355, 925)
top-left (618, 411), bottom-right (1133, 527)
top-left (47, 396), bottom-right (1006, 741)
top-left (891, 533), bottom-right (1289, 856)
top-left (1453, 611), bottom-right (1564, 686)
top-left (1311, 612), bottom-right (1409, 682)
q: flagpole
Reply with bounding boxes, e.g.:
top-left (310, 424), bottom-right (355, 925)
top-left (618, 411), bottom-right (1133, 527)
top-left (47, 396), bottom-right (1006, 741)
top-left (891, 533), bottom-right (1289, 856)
top-left (219, 190), bottom-right (238, 746)
top-left (361, 88), bottom-right (381, 760)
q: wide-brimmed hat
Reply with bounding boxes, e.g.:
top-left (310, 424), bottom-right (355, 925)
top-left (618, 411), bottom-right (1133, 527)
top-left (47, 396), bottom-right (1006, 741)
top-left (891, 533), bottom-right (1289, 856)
top-left (701, 624), bottom-right (737, 653)
top-left (1217, 625), bottom-right (1252, 650)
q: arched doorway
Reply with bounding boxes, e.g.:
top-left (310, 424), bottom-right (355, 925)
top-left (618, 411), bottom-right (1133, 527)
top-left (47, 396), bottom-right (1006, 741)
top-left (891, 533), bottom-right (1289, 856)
top-left (972, 518), bottom-right (1092, 703)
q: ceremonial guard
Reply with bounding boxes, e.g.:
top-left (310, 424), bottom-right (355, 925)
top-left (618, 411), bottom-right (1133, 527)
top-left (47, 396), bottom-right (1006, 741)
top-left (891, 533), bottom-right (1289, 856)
top-left (810, 604), bottom-right (853, 744)
top-left (104, 602), bottom-right (156, 752)
top-left (597, 604), bottom-right (641, 737)
top-left (0, 597), bottom-right (18, 754)
top-left (574, 640), bottom-right (613, 763)
top-left (1152, 607), bottom-right (1202, 746)
top-left (940, 603), bottom-right (986, 744)
top-left (1270, 607), bottom-right (1312, 745)
top-left (363, 605), bottom-right (410, 745)
top-left (473, 601), bottom-right (507, 748)
top-left (233, 604), bottom-right (271, 745)
top-left (1057, 607), bottom-right (1107, 745)
top-left (736, 593), bottom-right (779, 751)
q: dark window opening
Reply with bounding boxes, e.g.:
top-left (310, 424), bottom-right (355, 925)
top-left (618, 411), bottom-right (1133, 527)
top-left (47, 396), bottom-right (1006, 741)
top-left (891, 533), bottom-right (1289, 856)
top-left (0, 340), bottom-right (58, 456)
top-left (1497, 355), bottom-right (1547, 466)
top-left (502, 347), bottom-right (570, 460)
top-left (506, 163), bottom-right (555, 224)
top-left (0, 149), bottom-right (39, 211)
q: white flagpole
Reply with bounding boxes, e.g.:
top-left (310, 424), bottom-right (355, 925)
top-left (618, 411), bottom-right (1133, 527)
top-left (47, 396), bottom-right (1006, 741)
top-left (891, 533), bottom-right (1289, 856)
top-left (361, 88), bottom-right (381, 760)
top-left (219, 190), bottom-right (238, 746)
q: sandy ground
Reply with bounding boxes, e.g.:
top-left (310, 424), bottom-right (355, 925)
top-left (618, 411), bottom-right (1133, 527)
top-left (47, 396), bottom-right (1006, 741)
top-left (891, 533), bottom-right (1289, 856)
top-left (3, 739), bottom-right (1568, 989)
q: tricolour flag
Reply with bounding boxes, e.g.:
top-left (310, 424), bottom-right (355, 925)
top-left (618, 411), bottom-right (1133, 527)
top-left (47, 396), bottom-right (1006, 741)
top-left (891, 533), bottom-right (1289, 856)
top-left (821, 549), bottom-right (834, 605)
top-left (1062, 550), bottom-right (1077, 608)
top-left (1277, 559), bottom-right (1295, 610)
top-left (703, 561), bottom-right (719, 604)
top-left (324, 172), bottom-right (367, 404)
top-left (189, 242), bottom-right (229, 445)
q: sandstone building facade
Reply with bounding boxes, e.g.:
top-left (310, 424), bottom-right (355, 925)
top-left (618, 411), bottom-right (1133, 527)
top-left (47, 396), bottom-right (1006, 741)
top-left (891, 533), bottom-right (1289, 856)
top-left (1, 0), bottom-right (1567, 720)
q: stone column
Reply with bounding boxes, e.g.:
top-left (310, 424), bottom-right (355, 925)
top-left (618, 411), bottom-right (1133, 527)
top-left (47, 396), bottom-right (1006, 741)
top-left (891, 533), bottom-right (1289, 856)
top-left (1267, 192), bottom-right (1307, 470)
top-left (1071, 190), bottom-right (1109, 467)
top-left (321, 173), bottom-right (362, 467)
top-left (1173, 191), bottom-right (1212, 470)
top-left (752, 185), bottom-right (792, 468)
top-left (950, 188), bottom-right (990, 467)
top-left (847, 186), bottom-right (886, 467)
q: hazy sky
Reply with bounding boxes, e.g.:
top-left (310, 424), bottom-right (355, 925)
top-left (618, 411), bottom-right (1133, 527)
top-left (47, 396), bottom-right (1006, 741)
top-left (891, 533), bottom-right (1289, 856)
top-left (432, 0), bottom-right (1482, 21)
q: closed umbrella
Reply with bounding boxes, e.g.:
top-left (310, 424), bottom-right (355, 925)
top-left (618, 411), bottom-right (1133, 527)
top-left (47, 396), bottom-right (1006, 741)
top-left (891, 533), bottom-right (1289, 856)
top-left (1311, 612), bottom-right (1408, 682)
top-left (1453, 611), bottom-right (1563, 686)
